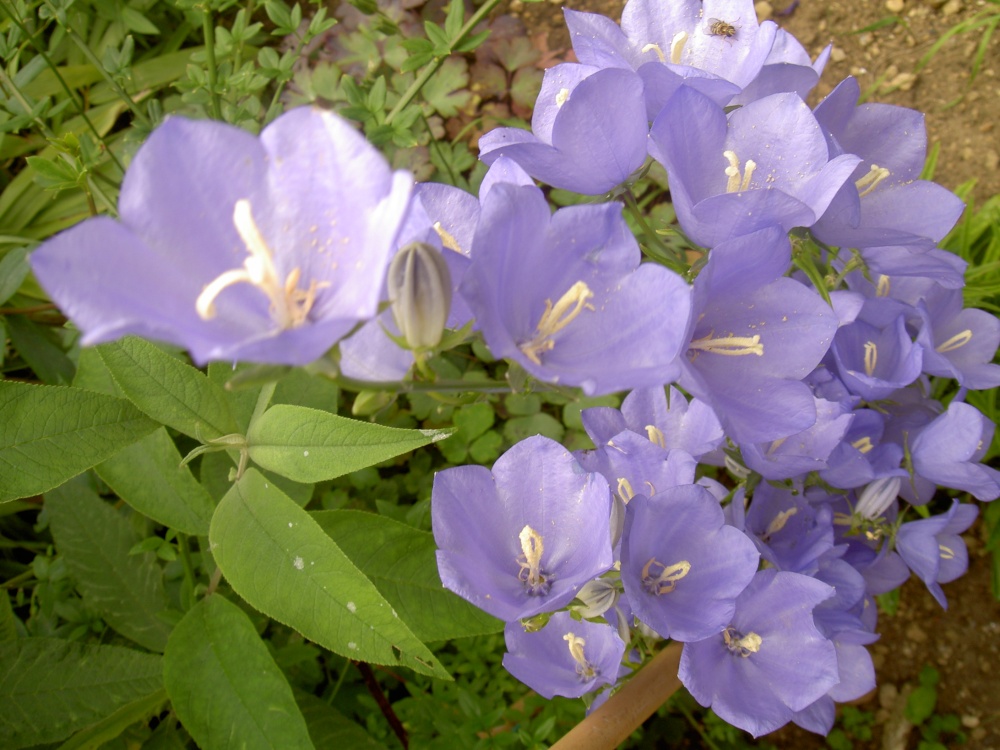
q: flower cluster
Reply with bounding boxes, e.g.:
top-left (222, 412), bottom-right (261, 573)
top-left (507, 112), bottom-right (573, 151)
top-left (26, 0), bottom-right (998, 740)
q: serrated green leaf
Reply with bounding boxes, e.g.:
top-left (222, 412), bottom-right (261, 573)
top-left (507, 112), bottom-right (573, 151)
top-left (164, 596), bottom-right (313, 750)
top-left (0, 381), bottom-right (157, 503)
top-left (0, 638), bottom-right (162, 749)
top-left (209, 469), bottom-right (449, 678)
top-left (56, 688), bottom-right (167, 750)
top-left (46, 479), bottom-right (172, 651)
top-left (246, 404), bottom-right (450, 483)
top-left (96, 427), bottom-right (216, 536)
top-left (313, 510), bottom-right (502, 642)
top-left (422, 57), bottom-right (469, 118)
top-left (97, 337), bottom-right (238, 440)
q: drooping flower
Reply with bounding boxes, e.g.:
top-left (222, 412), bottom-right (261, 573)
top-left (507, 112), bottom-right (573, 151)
top-left (432, 435), bottom-right (614, 622)
top-left (30, 108), bottom-right (413, 366)
top-left (503, 611), bottom-right (625, 699)
top-left (895, 500), bottom-right (979, 608)
top-left (460, 183), bottom-right (692, 395)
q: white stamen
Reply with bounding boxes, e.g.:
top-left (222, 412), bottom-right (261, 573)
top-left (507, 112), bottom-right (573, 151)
top-left (196, 199), bottom-right (325, 329)
top-left (642, 557), bottom-right (692, 595)
top-left (616, 477), bottom-right (635, 502)
top-left (669, 31), bottom-right (688, 64)
top-left (864, 341), bottom-right (877, 377)
top-left (520, 281), bottom-right (595, 364)
top-left (875, 275), bottom-right (891, 297)
top-left (936, 329), bottom-right (973, 353)
top-left (723, 150), bottom-right (756, 193)
top-left (689, 332), bottom-right (764, 356)
top-left (433, 221), bottom-right (465, 255)
top-left (855, 164), bottom-right (891, 198)
top-left (564, 632), bottom-right (597, 679)
top-left (939, 544), bottom-right (955, 560)
top-left (645, 424), bottom-right (667, 449)
top-left (723, 627), bottom-right (762, 657)
top-left (641, 43), bottom-right (666, 63)
top-left (851, 436), bottom-right (875, 454)
top-left (517, 526), bottom-right (547, 592)
top-left (765, 507), bottom-right (797, 538)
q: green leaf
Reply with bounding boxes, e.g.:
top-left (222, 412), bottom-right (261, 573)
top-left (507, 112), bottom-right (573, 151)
top-left (422, 57), bottom-right (470, 118)
top-left (56, 688), bottom-right (167, 750)
top-left (209, 469), bottom-right (449, 678)
top-left (97, 337), bottom-right (239, 440)
top-left (4, 314), bottom-right (75, 385)
top-left (120, 6), bottom-right (159, 34)
top-left (0, 381), bottom-right (157, 503)
top-left (0, 638), bottom-right (162, 749)
top-left (0, 592), bottom-right (17, 641)
top-left (295, 691), bottom-right (385, 749)
top-left (313, 510), bottom-right (502, 642)
top-left (96, 427), bottom-right (216, 536)
top-left (163, 596), bottom-right (313, 750)
top-left (246, 404), bottom-right (450, 483)
top-left (45, 479), bottom-right (173, 652)
top-left (0, 247), bottom-right (30, 305)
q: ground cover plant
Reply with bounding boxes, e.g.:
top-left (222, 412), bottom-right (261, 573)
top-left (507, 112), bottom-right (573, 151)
top-left (1, 0), bottom-right (999, 747)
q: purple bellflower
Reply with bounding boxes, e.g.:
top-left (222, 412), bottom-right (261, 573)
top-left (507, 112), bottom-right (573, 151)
top-left (830, 316), bottom-right (923, 402)
top-left (648, 87), bottom-right (861, 247)
top-left (811, 77), bottom-right (964, 250)
top-left (460, 183), bottom-right (691, 395)
top-left (620, 485), bottom-right (759, 642)
top-left (503, 611), bottom-right (625, 699)
top-left (478, 64), bottom-right (649, 195)
top-left (30, 108), bottom-right (413, 366)
top-left (679, 569), bottom-right (839, 738)
top-left (432, 435), bottom-right (614, 622)
top-left (679, 226), bottom-right (839, 444)
top-left (732, 27), bottom-right (831, 105)
top-left (915, 286), bottom-right (1000, 391)
top-left (895, 500), bottom-right (979, 608)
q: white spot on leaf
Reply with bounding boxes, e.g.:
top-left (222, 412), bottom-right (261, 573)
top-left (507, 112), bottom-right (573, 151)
top-left (293, 556), bottom-right (305, 570)
top-left (347, 601), bottom-right (357, 613)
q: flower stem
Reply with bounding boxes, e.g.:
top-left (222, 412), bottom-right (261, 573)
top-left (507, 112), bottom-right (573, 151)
top-left (385, 0), bottom-right (501, 126)
top-left (201, 5), bottom-right (224, 121)
top-left (622, 189), bottom-right (686, 272)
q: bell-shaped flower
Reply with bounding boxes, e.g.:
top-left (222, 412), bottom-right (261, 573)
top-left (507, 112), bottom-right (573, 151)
top-left (895, 500), bottom-right (979, 608)
top-left (830, 316), bottom-right (923, 401)
top-left (678, 226), bottom-right (839, 444)
top-left (820, 408), bottom-right (906, 489)
top-left (478, 64), bottom-right (649, 195)
top-left (460, 183), bottom-right (691, 395)
top-left (648, 88), bottom-right (861, 247)
top-left (621, 485), bottom-right (759, 642)
top-left (915, 286), bottom-right (1000, 391)
top-left (744, 483), bottom-right (836, 576)
top-left (732, 28), bottom-right (831, 105)
top-left (679, 569), bottom-right (839, 738)
top-left (30, 108), bottom-right (413, 366)
top-left (907, 402), bottom-right (1000, 503)
top-left (432, 435), bottom-right (614, 622)
top-left (503, 611), bottom-right (625, 699)
top-left (811, 77), bottom-right (964, 250)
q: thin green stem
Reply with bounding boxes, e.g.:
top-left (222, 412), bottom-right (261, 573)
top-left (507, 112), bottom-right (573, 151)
top-left (200, 5), bottom-right (224, 120)
top-left (233, 0), bottom-right (255, 71)
top-left (1, 570), bottom-right (35, 589)
top-left (37, 0), bottom-right (150, 128)
top-left (622, 189), bottom-right (685, 271)
top-left (385, 0), bottom-right (501, 126)
top-left (178, 533), bottom-right (197, 590)
top-left (263, 34), bottom-right (308, 124)
top-left (0, 66), bottom-right (56, 140)
top-left (326, 655), bottom-right (352, 704)
top-left (674, 700), bottom-right (722, 750)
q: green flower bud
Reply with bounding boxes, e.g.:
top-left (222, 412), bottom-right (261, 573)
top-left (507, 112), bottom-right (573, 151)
top-left (387, 242), bottom-right (452, 350)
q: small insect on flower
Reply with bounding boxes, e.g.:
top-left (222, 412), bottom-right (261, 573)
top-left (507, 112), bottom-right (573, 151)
top-left (707, 18), bottom-right (738, 39)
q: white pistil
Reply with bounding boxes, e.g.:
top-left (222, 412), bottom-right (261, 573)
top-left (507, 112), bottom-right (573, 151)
top-left (723, 627), bottom-right (763, 657)
top-left (520, 281), bottom-right (595, 365)
top-left (766, 436), bottom-right (787, 456)
top-left (555, 87), bottom-right (571, 108)
top-left (517, 525), bottom-right (546, 591)
top-left (723, 150), bottom-right (756, 193)
top-left (616, 477), bottom-right (635, 502)
top-left (936, 329), bottom-right (973, 353)
top-left (864, 341), bottom-right (878, 377)
top-left (641, 557), bottom-right (692, 595)
top-left (669, 31), bottom-right (688, 63)
top-left (855, 164), bottom-right (891, 198)
top-left (196, 199), bottom-right (324, 329)
top-left (852, 436), bottom-right (875, 454)
top-left (689, 332), bottom-right (764, 356)
top-left (645, 424), bottom-right (667, 449)
top-left (764, 508), bottom-right (797, 539)
top-left (641, 43), bottom-right (666, 63)
top-left (876, 275), bottom-right (891, 297)
top-left (564, 633), bottom-right (597, 679)
top-left (433, 221), bottom-right (465, 255)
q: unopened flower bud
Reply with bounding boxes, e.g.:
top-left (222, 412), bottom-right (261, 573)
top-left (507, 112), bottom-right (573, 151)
top-left (855, 476), bottom-right (901, 519)
top-left (387, 242), bottom-right (452, 350)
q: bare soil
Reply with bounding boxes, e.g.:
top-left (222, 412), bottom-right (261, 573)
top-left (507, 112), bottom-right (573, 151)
top-left (498, 0), bottom-right (1000, 747)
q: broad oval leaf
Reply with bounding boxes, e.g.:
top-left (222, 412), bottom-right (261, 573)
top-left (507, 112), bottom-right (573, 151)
top-left (209, 469), bottom-right (448, 678)
top-left (97, 337), bottom-right (238, 440)
top-left (313, 510), bottom-right (502, 642)
top-left (46, 479), bottom-right (173, 652)
top-left (0, 638), bottom-right (162, 749)
top-left (96, 427), bottom-right (216, 536)
top-left (163, 595), bottom-right (313, 750)
top-left (0, 380), bottom-right (157, 503)
top-left (246, 404), bottom-right (450, 483)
